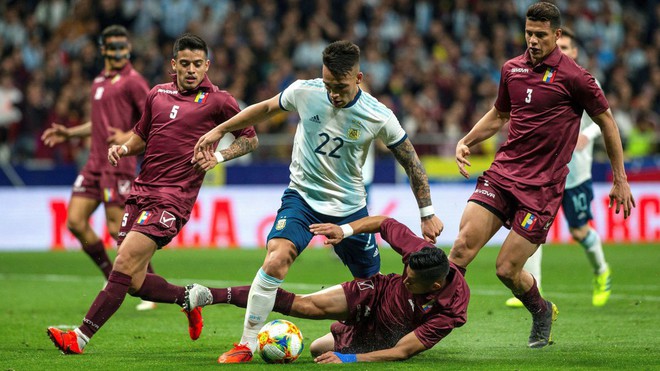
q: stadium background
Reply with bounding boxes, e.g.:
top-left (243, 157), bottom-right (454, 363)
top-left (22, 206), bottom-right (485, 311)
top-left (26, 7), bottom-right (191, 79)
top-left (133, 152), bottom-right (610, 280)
top-left (0, 0), bottom-right (658, 250)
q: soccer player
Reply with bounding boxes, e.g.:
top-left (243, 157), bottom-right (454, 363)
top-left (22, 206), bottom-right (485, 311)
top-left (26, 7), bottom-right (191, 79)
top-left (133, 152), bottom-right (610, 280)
top-left (46, 33), bottom-right (258, 354)
top-left (506, 27), bottom-right (612, 309)
top-left (450, 2), bottom-right (635, 349)
top-left (193, 40), bottom-right (444, 363)
top-left (41, 25), bottom-right (158, 311)
top-left (184, 216), bottom-right (469, 364)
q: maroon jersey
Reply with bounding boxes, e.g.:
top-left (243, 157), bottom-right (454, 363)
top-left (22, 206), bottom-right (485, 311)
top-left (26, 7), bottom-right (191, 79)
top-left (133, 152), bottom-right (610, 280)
top-left (332, 218), bottom-right (470, 352)
top-left (131, 75), bottom-right (255, 216)
top-left (491, 46), bottom-right (608, 187)
top-left (87, 62), bottom-right (149, 175)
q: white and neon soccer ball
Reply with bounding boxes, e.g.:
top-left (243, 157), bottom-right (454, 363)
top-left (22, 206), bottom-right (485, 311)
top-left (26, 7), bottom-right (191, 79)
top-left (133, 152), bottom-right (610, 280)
top-left (257, 319), bottom-right (304, 363)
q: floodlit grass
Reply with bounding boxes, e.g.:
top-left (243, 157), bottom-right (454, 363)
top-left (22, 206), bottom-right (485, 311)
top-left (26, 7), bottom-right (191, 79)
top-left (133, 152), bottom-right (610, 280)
top-left (1, 244), bottom-right (659, 370)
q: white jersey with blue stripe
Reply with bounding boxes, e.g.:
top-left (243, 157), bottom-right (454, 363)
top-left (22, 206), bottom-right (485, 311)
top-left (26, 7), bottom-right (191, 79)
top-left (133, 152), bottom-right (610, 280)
top-left (279, 78), bottom-right (406, 216)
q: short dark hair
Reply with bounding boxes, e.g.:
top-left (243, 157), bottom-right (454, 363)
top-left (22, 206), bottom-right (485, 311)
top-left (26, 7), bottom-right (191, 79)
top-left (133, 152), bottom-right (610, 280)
top-left (408, 247), bottom-right (450, 284)
top-left (322, 40), bottom-right (360, 77)
top-left (100, 25), bottom-right (129, 45)
top-left (559, 26), bottom-right (577, 47)
top-left (526, 2), bottom-right (561, 30)
top-left (173, 33), bottom-right (208, 59)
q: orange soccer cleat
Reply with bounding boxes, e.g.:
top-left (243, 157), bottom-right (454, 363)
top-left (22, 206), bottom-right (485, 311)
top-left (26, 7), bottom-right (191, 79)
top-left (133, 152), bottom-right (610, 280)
top-left (217, 343), bottom-right (253, 363)
top-left (182, 307), bottom-right (203, 340)
top-left (47, 327), bottom-right (87, 354)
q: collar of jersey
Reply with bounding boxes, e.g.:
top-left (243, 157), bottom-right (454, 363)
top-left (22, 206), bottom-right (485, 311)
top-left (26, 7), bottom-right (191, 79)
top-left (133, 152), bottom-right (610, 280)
top-left (103, 62), bottom-right (132, 78)
top-left (327, 88), bottom-right (362, 109)
top-left (524, 46), bottom-right (562, 68)
top-left (172, 73), bottom-right (214, 95)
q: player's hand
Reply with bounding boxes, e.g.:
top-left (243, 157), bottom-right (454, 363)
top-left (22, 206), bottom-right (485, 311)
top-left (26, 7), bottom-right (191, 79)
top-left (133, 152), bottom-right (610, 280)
top-left (314, 351), bottom-right (343, 364)
top-left (421, 215), bottom-right (443, 243)
top-left (608, 180), bottom-right (636, 219)
top-left (575, 134), bottom-right (589, 151)
top-left (107, 127), bottom-right (131, 145)
top-left (191, 150), bottom-right (218, 172)
top-left (108, 144), bottom-right (125, 167)
top-left (41, 123), bottom-right (69, 147)
top-left (455, 142), bottom-right (472, 179)
top-left (309, 223), bottom-right (344, 245)
top-left (193, 127), bottom-right (225, 163)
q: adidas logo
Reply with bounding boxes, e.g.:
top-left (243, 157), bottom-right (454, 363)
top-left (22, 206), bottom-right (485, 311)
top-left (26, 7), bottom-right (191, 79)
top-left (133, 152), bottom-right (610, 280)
top-left (309, 115), bottom-right (321, 124)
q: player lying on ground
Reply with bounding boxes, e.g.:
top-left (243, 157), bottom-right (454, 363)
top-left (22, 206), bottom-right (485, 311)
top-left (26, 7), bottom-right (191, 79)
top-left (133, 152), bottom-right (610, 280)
top-left (184, 216), bottom-right (470, 364)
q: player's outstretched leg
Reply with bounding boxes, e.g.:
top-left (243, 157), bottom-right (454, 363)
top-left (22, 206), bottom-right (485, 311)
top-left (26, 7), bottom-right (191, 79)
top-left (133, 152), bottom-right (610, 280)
top-left (136, 262), bottom-right (158, 311)
top-left (47, 327), bottom-right (89, 354)
top-left (592, 267), bottom-right (611, 307)
top-left (528, 300), bottom-right (559, 348)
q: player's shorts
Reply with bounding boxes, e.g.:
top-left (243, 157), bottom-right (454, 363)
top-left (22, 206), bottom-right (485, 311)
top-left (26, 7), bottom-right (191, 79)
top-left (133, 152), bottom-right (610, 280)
top-left (117, 194), bottom-right (188, 248)
top-left (71, 167), bottom-right (133, 207)
top-left (468, 171), bottom-right (564, 244)
top-left (267, 189), bottom-right (380, 278)
top-left (562, 179), bottom-right (594, 228)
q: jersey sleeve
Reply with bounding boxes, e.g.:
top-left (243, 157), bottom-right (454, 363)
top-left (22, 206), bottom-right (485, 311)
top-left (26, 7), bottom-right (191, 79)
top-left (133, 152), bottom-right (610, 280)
top-left (133, 89), bottom-right (156, 141)
top-left (377, 113), bottom-right (407, 148)
top-left (278, 79), bottom-right (303, 112)
top-left (413, 319), bottom-right (454, 349)
top-left (380, 218), bottom-right (430, 263)
top-left (494, 64), bottom-right (511, 113)
top-left (573, 69), bottom-right (609, 117)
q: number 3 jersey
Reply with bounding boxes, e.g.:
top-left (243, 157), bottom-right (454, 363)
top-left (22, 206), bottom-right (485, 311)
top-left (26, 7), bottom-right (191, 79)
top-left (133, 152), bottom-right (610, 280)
top-left (279, 79), bottom-right (406, 217)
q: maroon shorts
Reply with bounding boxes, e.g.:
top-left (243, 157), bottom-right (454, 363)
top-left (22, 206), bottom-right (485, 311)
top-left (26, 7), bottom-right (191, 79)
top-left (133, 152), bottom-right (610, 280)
top-left (468, 172), bottom-right (564, 244)
top-left (117, 195), bottom-right (188, 248)
top-left (72, 168), bottom-right (133, 207)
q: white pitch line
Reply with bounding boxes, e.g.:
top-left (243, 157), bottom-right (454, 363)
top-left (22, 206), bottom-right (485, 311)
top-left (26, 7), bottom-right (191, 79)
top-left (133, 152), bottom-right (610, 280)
top-left (2, 273), bottom-right (659, 302)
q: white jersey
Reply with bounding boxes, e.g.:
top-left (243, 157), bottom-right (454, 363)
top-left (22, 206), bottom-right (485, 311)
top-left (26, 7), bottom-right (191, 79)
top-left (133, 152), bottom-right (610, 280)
top-left (279, 79), bottom-right (406, 216)
top-left (565, 80), bottom-right (603, 189)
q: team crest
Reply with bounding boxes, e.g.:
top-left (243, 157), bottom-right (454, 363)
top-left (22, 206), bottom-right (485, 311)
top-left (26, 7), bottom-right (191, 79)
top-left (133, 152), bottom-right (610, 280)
top-left (160, 211), bottom-right (176, 228)
top-left (357, 280), bottom-right (374, 291)
top-left (521, 212), bottom-right (538, 230)
top-left (347, 128), bottom-right (360, 140)
top-left (136, 211), bottom-right (151, 225)
top-left (421, 299), bottom-right (435, 313)
top-left (103, 188), bottom-right (115, 202)
top-left (111, 75), bottom-right (121, 84)
top-left (117, 180), bottom-right (131, 195)
top-left (275, 218), bottom-right (287, 230)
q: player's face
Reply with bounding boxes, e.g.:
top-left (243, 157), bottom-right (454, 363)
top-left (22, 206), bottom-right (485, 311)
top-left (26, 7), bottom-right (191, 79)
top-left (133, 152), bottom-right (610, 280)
top-left (172, 49), bottom-right (210, 91)
top-left (322, 65), bottom-right (363, 108)
top-left (403, 267), bottom-right (437, 295)
top-left (556, 36), bottom-right (578, 61)
top-left (101, 36), bottom-right (131, 71)
top-left (525, 19), bottom-right (561, 65)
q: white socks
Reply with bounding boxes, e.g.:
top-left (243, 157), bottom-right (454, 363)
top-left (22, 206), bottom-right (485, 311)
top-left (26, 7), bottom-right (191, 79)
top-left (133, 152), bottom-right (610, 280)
top-left (580, 228), bottom-right (608, 274)
top-left (524, 245), bottom-right (543, 288)
top-left (74, 328), bottom-right (89, 350)
top-left (240, 268), bottom-right (283, 352)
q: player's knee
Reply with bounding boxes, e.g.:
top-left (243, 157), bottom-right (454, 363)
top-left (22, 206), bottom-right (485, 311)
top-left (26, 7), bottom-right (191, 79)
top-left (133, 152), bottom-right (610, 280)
top-left (263, 242), bottom-right (297, 278)
top-left (449, 236), bottom-right (471, 263)
top-left (309, 334), bottom-right (334, 357)
top-left (569, 226), bottom-right (589, 242)
top-left (66, 217), bottom-right (87, 236)
top-left (495, 260), bottom-right (518, 283)
top-left (106, 223), bottom-right (120, 241)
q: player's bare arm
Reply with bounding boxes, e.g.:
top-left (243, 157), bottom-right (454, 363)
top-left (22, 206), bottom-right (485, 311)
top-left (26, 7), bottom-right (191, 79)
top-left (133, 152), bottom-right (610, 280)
top-left (310, 216), bottom-right (389, 245)
top-left (193, 94), bottom-right (282, 160)
top-left (108, 133), bottom-right (145, 167)
top-left (456, 107), bottom-right (509, 179)
top-left (590, 109), bottom-right (636, 218)
top-left (193, 134), bottom-right (259, 172)
top-left (390, 139), bottom-right (443, 242)
top-left (107, 127), bottom-right (133, 145)
top-left (41, 121), bottom-right (92, 147)
top-left (314, 331), bottom-right (426, 363)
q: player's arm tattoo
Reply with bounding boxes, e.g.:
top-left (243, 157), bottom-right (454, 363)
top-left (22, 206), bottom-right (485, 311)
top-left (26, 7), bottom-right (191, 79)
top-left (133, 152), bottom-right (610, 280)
top-left (390, 138), bottom-right (432, 209)
top-left (221, 135), bottom-right (259, 161)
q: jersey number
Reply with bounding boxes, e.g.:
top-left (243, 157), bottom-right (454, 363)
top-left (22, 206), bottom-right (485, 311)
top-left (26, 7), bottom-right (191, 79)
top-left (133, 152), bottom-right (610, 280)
top-left (170, 105), bottom-right (180, 119)
top-left (525, 88), bottom-right (533, 103)
top-left (314, 133), bottom-right (343, 158)
top-left (571, 193), bottom-right (588, 213)
top-left (121, 213), bottom-right (129, 227)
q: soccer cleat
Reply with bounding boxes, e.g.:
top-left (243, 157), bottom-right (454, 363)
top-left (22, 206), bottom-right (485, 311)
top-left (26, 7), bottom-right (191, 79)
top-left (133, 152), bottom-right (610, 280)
top-left (592, 268), bottom-right (612, 307)
top-left (136, 300), bottom-right (157, 311)
top-left (182, 307), bottom-right (203, 341)
top-left (47, 327), bottom-right (86, 354)
top-left (184, 283), bottom-right (213, 311)
top-left (528, 300), bottom-right (558, 348)
top-left (218, 343), bottom-right (253, 363)
top-left (505, 297), bottom-right (524, 308)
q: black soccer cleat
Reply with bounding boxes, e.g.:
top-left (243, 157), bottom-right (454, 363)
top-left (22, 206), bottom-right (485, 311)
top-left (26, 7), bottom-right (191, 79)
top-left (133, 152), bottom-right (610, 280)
top-left (528, 300), bottom-right (558, 348)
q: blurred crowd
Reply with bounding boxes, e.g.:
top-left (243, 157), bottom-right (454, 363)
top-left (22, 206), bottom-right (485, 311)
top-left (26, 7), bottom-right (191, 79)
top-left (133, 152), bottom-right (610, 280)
top-left (0, 0), bottom-right (658, 167)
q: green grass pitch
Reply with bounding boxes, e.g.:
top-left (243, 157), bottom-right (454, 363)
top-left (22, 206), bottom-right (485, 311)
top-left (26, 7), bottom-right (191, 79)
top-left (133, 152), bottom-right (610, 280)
top-left (1, 244), bottom-right (659, 370)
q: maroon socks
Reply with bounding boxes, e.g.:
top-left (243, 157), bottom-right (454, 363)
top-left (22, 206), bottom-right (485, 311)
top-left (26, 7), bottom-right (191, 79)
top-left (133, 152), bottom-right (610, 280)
top-left (211, 286), bottom-right (295, 315)
top-left (82, 240), bottom-right (112, 279)
top-left (79, 270), bottom-right (131, 338)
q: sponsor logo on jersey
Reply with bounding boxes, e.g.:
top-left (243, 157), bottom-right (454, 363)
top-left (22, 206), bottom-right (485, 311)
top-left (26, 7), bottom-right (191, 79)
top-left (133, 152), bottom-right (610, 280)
top-left (160, 211), bottom-right (176, 228)
top-left (157, 88), bottom-right (178, 95)
top-left (542, 67), bottom-right (557, 83)
top-left (111, 75), bottom-right (121, 84)
top-left (408, 299), bottom-right (415, 312)
top-left (511, 68), bottom-right (529, 73)
top-left (275, 217), bottom-right (286, 230)
top-left (543, 218), bottom-right (554, 230)
top-left (421, 299), bottom-right (435, 313)
top-left (357, 280), bottom-right (374, 291)
top-left (103, 188), bottom-right (115, 202)
top-left (348, 128), bottom-right (360, 140)
top-left (521, 212), bottom-right (538, 230)
top-left (309, 115), bottom-right (321, 124)
top-left (474, 188), bottom-right (496, 198)
top-left (118, 180), bottom-right (131, 195)
top-left (137, 211), bottom-right (151, 225)
top-left (194, 91), bottom-right (208, 104)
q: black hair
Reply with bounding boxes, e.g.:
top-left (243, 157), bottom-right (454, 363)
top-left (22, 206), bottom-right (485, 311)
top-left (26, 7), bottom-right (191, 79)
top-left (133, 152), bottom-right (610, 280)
top-left (526, 2), bottom-right (562, 30)
top-left (100, 25), bottom-right (129, 46)
top-left (408, 247), bottom-right (450, 284)
top-left (322, 40), bottom-right (360, 77)
top-left (559, 26), bottom-right (578, 48)
top-left (173, 33), bottom-right (208, 59)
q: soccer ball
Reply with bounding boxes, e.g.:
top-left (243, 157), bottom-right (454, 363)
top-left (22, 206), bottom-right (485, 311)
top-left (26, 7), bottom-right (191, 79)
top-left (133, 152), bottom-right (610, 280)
top-left (257, 319), bottom-right (304, 363)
